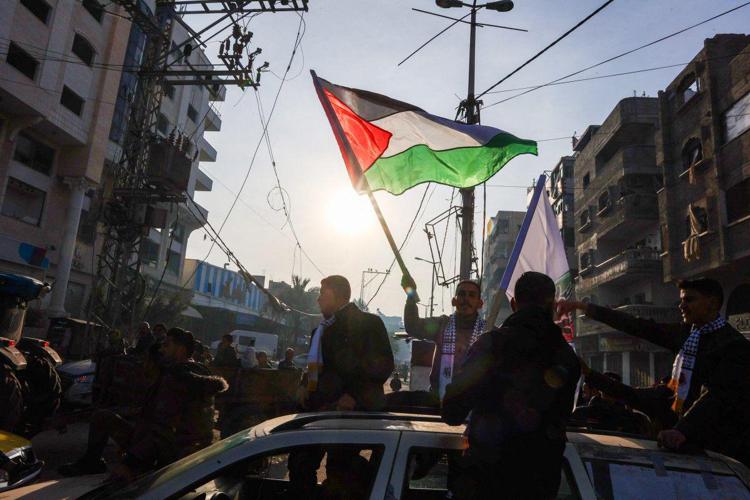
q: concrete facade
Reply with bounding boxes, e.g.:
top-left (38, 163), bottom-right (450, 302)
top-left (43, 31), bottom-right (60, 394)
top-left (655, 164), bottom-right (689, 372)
top-left (481, 210), bottom-right (525, 325)
top-left (573, 98), bottom-right (680, 386)
top-left (0, 0), bottom-right (130, 316)
top-left (547, 155), bottom-right (578, 275)
top-left (656, 34), bottom-right (750, 338)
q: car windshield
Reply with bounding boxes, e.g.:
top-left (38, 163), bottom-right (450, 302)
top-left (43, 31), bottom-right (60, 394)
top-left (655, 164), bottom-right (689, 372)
top-left (80, 430), bottom-right (254, 499)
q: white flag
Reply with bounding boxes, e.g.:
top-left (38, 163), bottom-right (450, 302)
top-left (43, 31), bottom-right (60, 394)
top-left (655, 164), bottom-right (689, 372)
top-left (489, 175), bottom-right (574, 341)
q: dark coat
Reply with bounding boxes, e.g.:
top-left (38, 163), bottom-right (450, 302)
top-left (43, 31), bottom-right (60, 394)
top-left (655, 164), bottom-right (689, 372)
top-left (127, 361), bottom-right (228, 468)
top-left (213, 344), bottom-right (240, 368)
top-left (307, 303), bottom-right (394, 411)
top-left (587, 304), bottom-right (750, 465)
top-left (403, 297), bottom-right (478, 393)
top-left (442, 306), bottom-right (580, 457)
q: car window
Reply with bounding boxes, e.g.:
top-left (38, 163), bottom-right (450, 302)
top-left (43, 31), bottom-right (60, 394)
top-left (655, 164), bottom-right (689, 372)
top-left (176, 444), bottom-right (385, 500)
top-left (402, 447), bottom-right (580, 500)
top-left (584, 459), bottom-right (750, 499)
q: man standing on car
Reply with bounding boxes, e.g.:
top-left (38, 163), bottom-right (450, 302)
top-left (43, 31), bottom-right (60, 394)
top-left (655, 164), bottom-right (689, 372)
top-left (59, 328), bottom-right (228, 480)
top-left (213, 334), bottom-right (240, 368)
top-left (278, 347), bottom-right (297, 370)
top-left (443, 272), bottom-right (580, 499)
top-left (290, 275), bottom-right (394, 496)
top-left (557, 278), bottom-right (750, 466)
top-left (402, 276), bottom-right (484, 399)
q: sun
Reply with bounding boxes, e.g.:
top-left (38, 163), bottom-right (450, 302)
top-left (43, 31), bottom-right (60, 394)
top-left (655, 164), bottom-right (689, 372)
top-left (326, 190), bottom-right (375, 234)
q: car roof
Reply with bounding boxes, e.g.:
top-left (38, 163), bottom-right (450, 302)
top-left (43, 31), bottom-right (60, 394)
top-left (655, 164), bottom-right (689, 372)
top-left (252, 412), bottom-right (747, 477)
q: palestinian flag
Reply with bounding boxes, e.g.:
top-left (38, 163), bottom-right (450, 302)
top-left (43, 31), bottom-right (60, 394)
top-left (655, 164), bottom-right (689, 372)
top-left (311, 71), bottom-right (537, 195)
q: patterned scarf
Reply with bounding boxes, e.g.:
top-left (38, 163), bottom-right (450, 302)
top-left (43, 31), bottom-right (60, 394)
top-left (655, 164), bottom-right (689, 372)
top-left (438, 314), bottom-right (485, 399)
top-left (306, 315), bottom-right (336, 392)
top-left (668, 316), bottom-right (726, 414)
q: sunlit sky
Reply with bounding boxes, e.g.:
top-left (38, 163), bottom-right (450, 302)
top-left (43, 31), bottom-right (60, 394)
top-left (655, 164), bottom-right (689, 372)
top-left (186, 0), bottom-right (750, 317)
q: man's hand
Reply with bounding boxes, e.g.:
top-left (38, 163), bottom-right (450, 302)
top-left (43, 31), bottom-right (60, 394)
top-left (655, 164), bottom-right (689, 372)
top-left (335, 393), bottom-right (357, 411)
top-left (401, 274), bottom-right (417, 294)
top-left (109, 462), bottom-right (135, 483)
top-left (556, 300), bottom-right (588, 319)
top-left (658, 429), bottom-right (687, 450)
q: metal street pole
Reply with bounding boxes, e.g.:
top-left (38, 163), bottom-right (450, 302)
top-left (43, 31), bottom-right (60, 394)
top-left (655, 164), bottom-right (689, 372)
top-left (415, 257), bottom-right (438, 317)
top-left (459, 2), bottom-right (479, 281)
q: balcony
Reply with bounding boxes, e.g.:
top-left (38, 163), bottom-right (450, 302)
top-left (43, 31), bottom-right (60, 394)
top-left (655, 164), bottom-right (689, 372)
top-left (204, 103), bottom-right (222, 132)
top-left (208, 83), bottom-right (226, 102)
top-left (597, 194), bottom-right (659, 241)
top-left (195, 168), bottom-right (213, 192)
top-left (199, 136), bottom-right (217, 162)
top-left (577, 303), bottom-right (681, 337)
top-left (576, 248), bottom-right (662, 292)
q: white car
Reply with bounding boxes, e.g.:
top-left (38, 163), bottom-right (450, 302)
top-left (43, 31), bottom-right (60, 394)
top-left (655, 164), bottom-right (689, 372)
top-left (14, 412), bottom-right (750, 499)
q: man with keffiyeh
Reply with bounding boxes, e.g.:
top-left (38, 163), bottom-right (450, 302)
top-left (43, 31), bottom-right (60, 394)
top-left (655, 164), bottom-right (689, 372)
top-left (558, 278), bottom-right (750, 466)
top-left (402, 277), bottom-right (485, 399)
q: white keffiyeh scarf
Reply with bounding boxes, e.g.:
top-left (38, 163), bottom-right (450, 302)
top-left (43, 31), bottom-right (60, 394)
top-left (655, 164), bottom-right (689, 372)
top-left (439, 314), bottom-right (485, 399)
top-left (307, 315), bottom-right (336, 392)
top-left (668, 316), bottom-right (726, 414)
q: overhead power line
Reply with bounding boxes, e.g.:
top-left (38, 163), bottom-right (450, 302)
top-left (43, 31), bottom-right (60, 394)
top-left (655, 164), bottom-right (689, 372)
top-left (481, 1), bottom-right (750, 109)
top-left (478, 0), bottom-right (616, 97)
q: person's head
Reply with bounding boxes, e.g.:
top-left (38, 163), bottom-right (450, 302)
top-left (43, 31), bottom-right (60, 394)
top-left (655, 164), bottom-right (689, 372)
top-left (138, 321), bottom-right (151, 336)
top-left (256, 351), bottom-right (268, 365)
top-left (451, 280), bottom-right (483, 317)
top-left (511, 272), bottom-right (557, 316)
top-left (161, 327), bottom-right (195, 363)
top-left (678, 278), bottom-right (723, 326)
top-left (152, 323), bottom-right (167, 338)
top-left (318, 275), bottom-right (351, 317)
top-left (285, 347), bottom-right (294, 361)
top-left (221, 334), bottom-right (234, 346)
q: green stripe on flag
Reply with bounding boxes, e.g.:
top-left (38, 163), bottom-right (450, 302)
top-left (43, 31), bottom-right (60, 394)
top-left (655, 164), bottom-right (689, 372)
top-left (363, 133), bottom-right (538, 195)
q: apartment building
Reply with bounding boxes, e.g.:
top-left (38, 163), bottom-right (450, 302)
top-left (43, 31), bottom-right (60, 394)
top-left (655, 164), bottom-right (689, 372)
top-left (547, 155), bottom-right (577, 274)
top-left (656, 34), bottom-right (750, 338)
top-left (105, 3), bottom-right (224, 298)
top-left (481, 210), bottom-right (525, 325)
top-left (573, 97), bottom-right (680, 386)
top-left (0, 0), bottom-right (130, 317)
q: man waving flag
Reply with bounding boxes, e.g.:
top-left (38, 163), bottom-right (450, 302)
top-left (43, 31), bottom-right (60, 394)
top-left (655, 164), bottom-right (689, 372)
top-left (311, 72), bottom-right (537, 195)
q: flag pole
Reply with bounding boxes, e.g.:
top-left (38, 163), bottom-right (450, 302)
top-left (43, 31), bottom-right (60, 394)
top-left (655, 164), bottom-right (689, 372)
top-left (311, 70), bottom-right (419, 301)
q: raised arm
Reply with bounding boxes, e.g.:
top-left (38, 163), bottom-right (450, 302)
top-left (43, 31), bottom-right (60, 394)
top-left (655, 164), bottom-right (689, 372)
top-left (557, 300), bottom-right (688, 353)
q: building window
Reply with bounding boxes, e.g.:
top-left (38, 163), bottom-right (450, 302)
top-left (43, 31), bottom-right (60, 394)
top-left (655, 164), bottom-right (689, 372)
top-left (164, 82), bottom-right (175, 100)
top-left (679, 74), bottom-right (700, 105)
top-left (142, 239), bottom-right (159, 267)
top-left (157, 113), bottom-right (170, 135)
top-left (60, 86), bottom-right (85, 116)
top-left (187, 104), bottom-right (198, 123)
top-left (20, 0), bottom-right (51, 24)
top-left (681, 138), bottom-right (703, 173)
top-left (579, 252), bottom-right (592, 270)
top-left (82, 0), bottom-right (104, 22)
top-left (21, 0), bottom-right (52, 24)
top-left (685, 205), bottom-right (708, 237)
top-left (1, 177), bottom-right (46, 226)
top-left (71, 34), bottom-right (96, 66)
top-left (13, 132), bottom-right (55, 175)
top-left (597, 190), bottom-right (611, 214)
top-left (726, 178), bottom-right (750, 223)
top-left (166, 249), bottom-right (181, 275)
top-left (170, 223), bottom-right (185, 243)
top-left (497, 218), bottom-right (509, 234)
top-left (724, 92), bottom-right (750, 143)
top-left (583, 172), bottom-right (590, 188)
top-left (579, 210), bottom-right (591, 230)
top-left (6, 42), bottom-right (39, 80)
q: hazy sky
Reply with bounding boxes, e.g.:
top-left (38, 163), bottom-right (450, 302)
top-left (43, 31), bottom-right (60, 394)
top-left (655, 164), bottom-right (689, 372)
top-left (186, 0), bottom-right (749, 317)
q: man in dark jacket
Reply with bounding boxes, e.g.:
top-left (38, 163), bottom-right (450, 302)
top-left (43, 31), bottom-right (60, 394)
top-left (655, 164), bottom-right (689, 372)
top-left (302, 275), bottom-right (394, 411)
top-left (290, 275), bottom-right (394, 496)
top-left (59, 328), bottom-right (228, 480)
top-left (213, 334), bottom-right (240, 368)
top-left (402, 276), bottom-right (484, 399)
top-left (558, 278), bottom-right (750, 466)
top-left (443, 272), bottom-right (580, 500)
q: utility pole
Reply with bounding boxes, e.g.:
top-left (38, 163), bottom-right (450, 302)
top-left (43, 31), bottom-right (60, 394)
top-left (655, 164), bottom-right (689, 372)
top-left (433, 0), bottom-right (516, 281)
top-left (360, 268), bottom-right (390, 304)
top-left (415, 257), bottom-right (437, 316)
top-left (88, 0), bottom-right (308, 334)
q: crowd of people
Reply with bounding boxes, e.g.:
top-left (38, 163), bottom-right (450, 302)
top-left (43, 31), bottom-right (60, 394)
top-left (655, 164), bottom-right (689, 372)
top-left (54, 271), bottom-right (750, 499)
